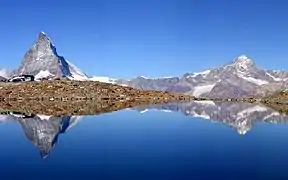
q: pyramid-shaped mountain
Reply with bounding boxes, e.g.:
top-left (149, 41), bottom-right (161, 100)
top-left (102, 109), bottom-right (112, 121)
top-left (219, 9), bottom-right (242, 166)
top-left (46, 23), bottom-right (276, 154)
top-left (16, 32), bottom-right (88, 80)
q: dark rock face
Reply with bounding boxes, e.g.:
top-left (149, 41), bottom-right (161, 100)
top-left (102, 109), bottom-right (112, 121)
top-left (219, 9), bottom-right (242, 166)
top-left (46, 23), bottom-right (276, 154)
top-left (121, 55), bottom-right (288, 98)
top-left (15, 32), bottom-right (87, 80)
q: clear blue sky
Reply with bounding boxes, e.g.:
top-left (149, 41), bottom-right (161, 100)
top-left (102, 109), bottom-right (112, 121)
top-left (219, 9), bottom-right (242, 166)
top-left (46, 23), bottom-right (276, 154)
top-left (1, 0), bottom-right (288, 78)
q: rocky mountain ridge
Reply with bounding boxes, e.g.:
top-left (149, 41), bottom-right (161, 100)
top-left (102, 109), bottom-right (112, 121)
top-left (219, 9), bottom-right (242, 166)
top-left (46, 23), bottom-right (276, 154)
top-left (120, 55), bottom-right (288, 98)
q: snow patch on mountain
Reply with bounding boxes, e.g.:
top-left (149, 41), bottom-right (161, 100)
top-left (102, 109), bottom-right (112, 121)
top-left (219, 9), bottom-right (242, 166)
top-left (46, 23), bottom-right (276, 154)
top-left (194, 100), bottom-right (216, 106)
top-left (66, 60), bottom-right (88, 80)
top-left (193, 113), bottom-right (210, 120)
top-left (234, 55), bottom-right (253, 68)
top-left (226, 55), bottom-right (255, 73)
top-left (37, 115), bottom-right (52, 120)
top-left (193, 84), bottom-right (216, 97)
top-left (266, 72), bottom-right (282, 81)
top-left (139, 109), bottom-right (174, 114)
top-left (140, 109), bottom-right (149, 113)
top-left (138, 75), bottom-right (176, 80)
top-left (237, 105), bottom-right (268, 119)
top-left (90, 76), bottom-right (117, 83)
top-left (241, 76), bottom-right (269, 85)
top-left (189, 70), bottom-right (211, 78)
top-left (35, 70), bottom-right (55, 80)
top-left (263, 112), bottom-right (281, 120)
top-left (185, 109), bottom-right (211, 119)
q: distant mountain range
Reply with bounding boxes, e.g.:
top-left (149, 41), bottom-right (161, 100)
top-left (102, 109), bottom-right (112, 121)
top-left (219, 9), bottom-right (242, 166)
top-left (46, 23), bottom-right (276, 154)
top-left (121, 56), bottom-right (288, 98)
top-left (1, 31), bottom-right (288, 97)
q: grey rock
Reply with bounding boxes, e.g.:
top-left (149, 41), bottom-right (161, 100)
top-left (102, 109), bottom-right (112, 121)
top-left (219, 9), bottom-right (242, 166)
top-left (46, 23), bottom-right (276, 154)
top-left (15, 32), bottom-right (88, 80)
top-left (127, 76), bottom-right (180, 91)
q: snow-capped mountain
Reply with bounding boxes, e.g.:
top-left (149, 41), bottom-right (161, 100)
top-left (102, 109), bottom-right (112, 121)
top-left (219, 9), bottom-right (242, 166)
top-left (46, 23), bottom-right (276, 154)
top-left (121, 55), bottom-right (288, 97)
top-left (133, 101), bottom-right (288, 135)
top-left (1, 31), bottom-right (287, 97)
top-left (15, 31), bottom-right (88, 81)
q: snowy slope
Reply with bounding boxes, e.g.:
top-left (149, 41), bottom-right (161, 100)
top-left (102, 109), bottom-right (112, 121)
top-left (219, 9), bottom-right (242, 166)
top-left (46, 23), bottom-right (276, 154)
top-left (192, 84), bottom-right (216, 97)
top-left (89, 76), bottom-right (117, 83)
top-left (66, 60), bottom-right (89, 80)
top-left (35, 70), bottom-right (55, 80)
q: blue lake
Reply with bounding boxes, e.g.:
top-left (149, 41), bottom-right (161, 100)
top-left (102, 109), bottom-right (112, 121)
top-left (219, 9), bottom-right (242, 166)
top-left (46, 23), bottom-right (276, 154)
top-left (1, 101), bottom-right (288, 180)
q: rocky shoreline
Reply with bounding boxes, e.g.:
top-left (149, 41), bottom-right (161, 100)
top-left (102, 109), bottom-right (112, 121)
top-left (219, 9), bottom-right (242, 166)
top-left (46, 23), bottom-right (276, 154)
top-left (0, 80), bottom-right (287, 116)
top-left (0, 99), bottom-right (184, 116)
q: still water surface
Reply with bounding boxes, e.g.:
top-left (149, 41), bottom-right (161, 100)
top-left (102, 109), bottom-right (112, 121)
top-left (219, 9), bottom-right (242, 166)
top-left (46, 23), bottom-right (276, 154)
top-left (1, 101), bottom-right (288, 179)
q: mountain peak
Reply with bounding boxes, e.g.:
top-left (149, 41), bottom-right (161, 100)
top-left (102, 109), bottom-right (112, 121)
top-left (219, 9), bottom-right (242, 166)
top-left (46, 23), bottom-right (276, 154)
top-left (37, 31), bottom-right (52, 44)
top-left (236, 55), bottom-right (249, 60)
top-left (228, 55), bottom-right (255, 70)
top-left (16, 32), bottom-right (88, 80)
top-left (234, 55), bottom-right (253, 64)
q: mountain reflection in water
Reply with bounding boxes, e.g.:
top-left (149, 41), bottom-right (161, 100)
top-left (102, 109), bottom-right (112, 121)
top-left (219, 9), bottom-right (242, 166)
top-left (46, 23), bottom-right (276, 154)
top-left (0, 101), bottom-right (287, 159)
top-left (0, 113), bottom-right (82, 159)
top-left (134, 101), bottom-right (288, 134)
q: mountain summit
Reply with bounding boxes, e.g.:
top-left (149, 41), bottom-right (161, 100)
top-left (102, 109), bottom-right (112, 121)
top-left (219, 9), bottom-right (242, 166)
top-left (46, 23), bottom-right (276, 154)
top-left (230, 55), bottom-right (255, 69)
top-left (16, 31), bottom-right (88, 80)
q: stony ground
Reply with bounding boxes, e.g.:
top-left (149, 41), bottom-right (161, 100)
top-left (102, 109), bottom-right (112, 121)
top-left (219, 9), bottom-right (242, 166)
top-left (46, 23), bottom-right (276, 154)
top-left (0, 80), bottom-right (193, 101)
top-left (262, 90), bottom-right (288, 103)
top-left (264, 103), bottom-right (288, 114)
top-left (0, 80), bottom-right (194, 115)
